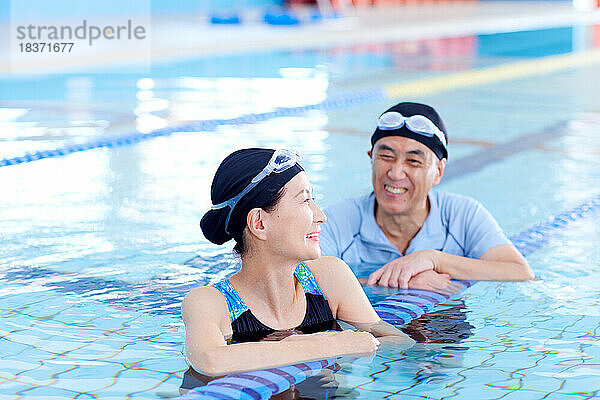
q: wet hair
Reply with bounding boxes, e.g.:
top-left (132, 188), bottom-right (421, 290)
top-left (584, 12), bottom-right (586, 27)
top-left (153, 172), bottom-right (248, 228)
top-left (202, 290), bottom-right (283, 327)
top-left (232, 187), bottom-right (286, 258)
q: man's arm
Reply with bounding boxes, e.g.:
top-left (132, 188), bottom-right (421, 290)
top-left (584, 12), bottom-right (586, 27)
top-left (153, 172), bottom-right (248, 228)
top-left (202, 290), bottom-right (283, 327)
top-left (367, 244), bottom-right (533, 288)
top-left (367, 196), bottom-right (534, 287)
top-left (433, 243), bottom-right (534, 281)
top-left (433, 196), bottom-right (534, 280)
top-left (361, 270), bottom-right (466, 295)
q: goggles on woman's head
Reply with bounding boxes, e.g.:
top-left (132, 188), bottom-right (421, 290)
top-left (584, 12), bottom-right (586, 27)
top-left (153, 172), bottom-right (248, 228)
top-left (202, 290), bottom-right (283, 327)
top-left (377, 111), bottom-right (447, 148)
top-left (210, 148), bottom-right (302, 235)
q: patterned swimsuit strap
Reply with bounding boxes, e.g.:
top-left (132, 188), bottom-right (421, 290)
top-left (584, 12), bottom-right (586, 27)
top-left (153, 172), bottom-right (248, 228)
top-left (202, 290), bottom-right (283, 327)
top-left (212, 279), bottom-right (248, 323)
top-left (293, 262), bottom-right (324, 296)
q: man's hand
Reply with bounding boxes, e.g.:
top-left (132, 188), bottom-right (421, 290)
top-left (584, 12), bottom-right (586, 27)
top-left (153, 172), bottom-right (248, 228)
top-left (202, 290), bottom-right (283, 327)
top-left (367, 250), bottom-right (439, 288)
top-left (407, 270), bottom-right (465, 295)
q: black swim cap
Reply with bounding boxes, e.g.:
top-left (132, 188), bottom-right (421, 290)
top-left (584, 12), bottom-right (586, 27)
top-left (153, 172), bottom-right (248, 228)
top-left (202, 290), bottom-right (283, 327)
top-left (371, 102), bottom-right (448, 160)
top-left (200, 148), bottom-right (304, 245)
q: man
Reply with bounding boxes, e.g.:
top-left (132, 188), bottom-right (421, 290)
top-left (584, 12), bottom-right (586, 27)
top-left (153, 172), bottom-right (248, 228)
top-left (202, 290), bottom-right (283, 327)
top-left (319, 102), bottom-right (534, 291)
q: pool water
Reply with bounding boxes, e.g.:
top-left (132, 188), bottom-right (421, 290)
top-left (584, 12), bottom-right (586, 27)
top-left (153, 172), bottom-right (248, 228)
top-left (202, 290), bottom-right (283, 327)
top-left (2, 25), bottom-right (600, 399)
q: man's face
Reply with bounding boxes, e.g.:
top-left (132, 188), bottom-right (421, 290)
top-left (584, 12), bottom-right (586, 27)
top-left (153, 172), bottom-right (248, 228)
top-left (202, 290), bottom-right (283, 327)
top-left (369, 136), bottom-right (445, 216)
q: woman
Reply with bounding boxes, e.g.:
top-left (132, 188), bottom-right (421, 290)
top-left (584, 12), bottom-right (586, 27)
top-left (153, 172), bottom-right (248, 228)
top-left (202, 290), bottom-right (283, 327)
top-left (182, 148), bottom-right (413, 378)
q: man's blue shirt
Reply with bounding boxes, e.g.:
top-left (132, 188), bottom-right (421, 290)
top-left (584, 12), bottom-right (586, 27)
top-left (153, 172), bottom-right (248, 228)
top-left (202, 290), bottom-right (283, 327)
top-left (320, 191), bottom-right (510, 266)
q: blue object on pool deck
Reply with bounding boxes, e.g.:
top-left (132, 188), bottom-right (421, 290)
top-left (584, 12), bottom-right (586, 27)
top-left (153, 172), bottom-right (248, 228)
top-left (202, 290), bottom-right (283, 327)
top-left (264, 9), bottom-right (300, 25)
top-left (210, 13), bottom-right (241, 24)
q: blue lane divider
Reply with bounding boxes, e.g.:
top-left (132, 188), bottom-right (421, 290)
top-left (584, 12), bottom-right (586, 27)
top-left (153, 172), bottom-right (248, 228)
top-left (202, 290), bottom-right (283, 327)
top-left (0, 89), bottom-right (386, 169)
top-left (509, 194), bottom-right (600, 257)
top-left (180, 193), bottom-right (600, 399)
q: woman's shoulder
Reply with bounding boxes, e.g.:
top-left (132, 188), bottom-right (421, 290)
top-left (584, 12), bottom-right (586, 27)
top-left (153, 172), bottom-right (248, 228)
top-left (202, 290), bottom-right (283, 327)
top-left (304, 257), bottom-right (363, 318)
top-left (183, 284), bottom-right (224, 301)
top-left (304, 257), bottom-right (356, 291)
top-left (306, 256), bottom-right (352, 276)
top-left (182, 285), bottom-right (229, 321)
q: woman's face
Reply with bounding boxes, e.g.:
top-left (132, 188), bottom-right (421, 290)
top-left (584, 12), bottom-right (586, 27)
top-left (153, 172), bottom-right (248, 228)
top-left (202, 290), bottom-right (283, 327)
top-left (262, 172), bottom-right (326, 261)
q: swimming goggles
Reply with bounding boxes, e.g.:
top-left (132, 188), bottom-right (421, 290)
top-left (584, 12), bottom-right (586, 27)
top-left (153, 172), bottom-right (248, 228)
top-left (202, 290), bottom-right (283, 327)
top-left (211, 148), bottom-right (302, 235)
top-left (377, 111), bottom-right (447, 148)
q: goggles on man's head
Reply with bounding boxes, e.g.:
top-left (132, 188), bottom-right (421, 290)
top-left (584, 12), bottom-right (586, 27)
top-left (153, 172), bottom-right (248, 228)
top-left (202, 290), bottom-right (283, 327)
top-left (377, 111), bottom-right (447, 148)
top-left (210, 148), bottom-right (302, 235)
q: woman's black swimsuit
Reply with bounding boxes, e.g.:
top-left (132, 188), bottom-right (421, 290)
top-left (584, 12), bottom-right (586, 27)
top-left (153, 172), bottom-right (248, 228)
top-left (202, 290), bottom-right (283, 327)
top-left (212, 261), bottom-right (340, 343)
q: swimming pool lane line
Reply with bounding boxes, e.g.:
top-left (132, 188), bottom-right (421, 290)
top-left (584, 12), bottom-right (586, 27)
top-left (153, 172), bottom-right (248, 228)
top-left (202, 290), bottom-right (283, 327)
top-left (4, 48), bottom-right (600, 169)
top-left (0, 88), bottom-right (387, 168)
top-left (177, 193), bottom-right (600, 399)
top-left (508, 194), bottom-right (600, 257)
